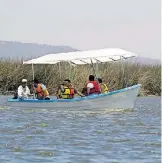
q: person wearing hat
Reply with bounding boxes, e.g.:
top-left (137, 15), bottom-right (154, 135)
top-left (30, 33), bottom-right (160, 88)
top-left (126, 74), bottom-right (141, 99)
top-left (17, 79), bottom-right (31, 99)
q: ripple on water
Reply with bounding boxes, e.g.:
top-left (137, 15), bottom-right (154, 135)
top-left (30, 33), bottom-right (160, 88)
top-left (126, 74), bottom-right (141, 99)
top-left (144, 142), bottom-right (161, 147)
top-left (0, 96), bottom-right (161, 162)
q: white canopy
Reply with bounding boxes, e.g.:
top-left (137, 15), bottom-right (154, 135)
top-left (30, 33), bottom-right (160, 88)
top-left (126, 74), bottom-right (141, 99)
top-left (23, 48), bottom-right (137, 65)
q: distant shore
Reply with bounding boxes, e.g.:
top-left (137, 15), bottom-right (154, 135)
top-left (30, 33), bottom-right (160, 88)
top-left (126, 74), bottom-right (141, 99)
top-left (0, 60), bottom-right (161, 96)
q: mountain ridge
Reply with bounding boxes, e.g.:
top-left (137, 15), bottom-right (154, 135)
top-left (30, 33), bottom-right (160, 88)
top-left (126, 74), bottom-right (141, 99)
top-left (0, 40), bottom-right (78, 59)
top-left (0, 41), bottom-right (160, 65)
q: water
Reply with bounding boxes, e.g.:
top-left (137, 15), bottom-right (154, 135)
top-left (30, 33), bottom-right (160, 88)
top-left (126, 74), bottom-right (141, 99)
top-left (0, 96), bottom-right (161, 163)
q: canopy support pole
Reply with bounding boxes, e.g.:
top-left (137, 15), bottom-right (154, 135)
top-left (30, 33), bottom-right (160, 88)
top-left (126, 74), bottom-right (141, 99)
top-left (95, 61), bottom-right (99, 78)
top-left (120, 56), bottom-right (126, 88)
top-left (58, 62), bottom-right (61, 83)
top-left (32, 63), bottom-right (35, 99)
top-left (32, 63), bottom-right (34, 80)
top-left (68, 62), bottom-right (72, 80)
top-left (90, 59), bottom-right (96, 77)
top-left (90, 59), bottom-right (101, 93)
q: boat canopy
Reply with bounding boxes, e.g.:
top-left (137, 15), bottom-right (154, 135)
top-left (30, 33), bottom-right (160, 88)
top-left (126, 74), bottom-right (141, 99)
top-left (23, 48), bottom-right (137, 65)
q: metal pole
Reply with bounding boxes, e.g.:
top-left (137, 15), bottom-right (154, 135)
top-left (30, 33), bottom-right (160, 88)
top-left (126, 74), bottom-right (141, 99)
top-left (120, 56), bottom-right (126, 88)
top-left (58, 62), bottom-right (61, 82)
top-left (32, 63), bottom-right (34, 80)
top-left (90, 59), bottom-right (96, 77)
top-left (95, 61), bottom-right (99, 78)
top-left (68, 62), bottom-right (72, 80)
top-left (32, 63), bottom-right (35, 99)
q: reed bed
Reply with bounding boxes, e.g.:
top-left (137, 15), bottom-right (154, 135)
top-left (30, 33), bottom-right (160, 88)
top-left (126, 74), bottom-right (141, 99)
top-left (0, 60), bottom-right (161, 96)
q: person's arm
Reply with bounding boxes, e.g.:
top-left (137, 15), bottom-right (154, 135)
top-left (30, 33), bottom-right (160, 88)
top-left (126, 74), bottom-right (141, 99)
top-left (41, 84), bottom-right (50, 97)
top-left (87, 83), bottom-right (94, 95)
top-left (26, 86), bottom-right (31, 95)
top-left (40, 84), bottom-right (46, 91)
top-left (100, 84), bottom-right (105, 94)
top-left (87, 87), bottom-right (90, 95)
top-left (18, 86), bottom-right (23, 97)
top-left (56, 89), bottom-right (61, 99)
top-left (56, 86), bottom-right (62, 99)
top-left (74, 88), bottom-right (85, 97)
top-left (40, 84), bottom-right (47, 93)
top-left (60, 85), bottom-right (65, 93)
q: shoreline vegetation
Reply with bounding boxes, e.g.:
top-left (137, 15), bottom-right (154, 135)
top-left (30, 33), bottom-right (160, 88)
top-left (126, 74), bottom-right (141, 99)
top-left (0, 60), bottom-right (161, 96)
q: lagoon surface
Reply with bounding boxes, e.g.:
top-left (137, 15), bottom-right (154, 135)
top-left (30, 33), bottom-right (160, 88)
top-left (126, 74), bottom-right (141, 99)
top-left (0, 96), bottom-right (161, 163)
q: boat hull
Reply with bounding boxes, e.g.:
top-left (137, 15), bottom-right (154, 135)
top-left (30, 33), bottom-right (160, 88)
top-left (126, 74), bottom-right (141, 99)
top-left (7, 84), bottom-right (141, 110)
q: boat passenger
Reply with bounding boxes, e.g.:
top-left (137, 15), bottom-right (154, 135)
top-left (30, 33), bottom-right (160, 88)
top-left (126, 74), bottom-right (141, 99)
top-left (86, 75), bottom-right (101, 96)
top-left (33, 79), bottom-right (50, 100)
top-left (13, 79), bottom-right (31, 100)
top-left (57, 79), bottom-right (85, 99)
top-left (97, 78), bottom-right (109, 94)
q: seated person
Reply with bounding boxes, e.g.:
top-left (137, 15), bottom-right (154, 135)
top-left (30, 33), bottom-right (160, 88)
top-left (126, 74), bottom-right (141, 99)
top-left (81, 87), bottom-right (87, 95)
top-left (84, 75), bottom-right (101, 96)
top-left (13, 79), bottom-right (31, 99)
top-left (81, 81), bottom-right (88, 95)
top-left (13, 84), bottom-right (18, 99)
top-left (33, 79), bottom-right (50, 100)
top-left (57, 79), bottom-right (85, 99)
top-left (97, 78), bottom-right (109, 94)
top-left (56, 85), bottom-right (62, 99)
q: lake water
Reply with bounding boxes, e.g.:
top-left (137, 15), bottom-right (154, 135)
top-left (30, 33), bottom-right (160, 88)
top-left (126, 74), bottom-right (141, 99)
top-left (0, 96), bottom-right (161, 163)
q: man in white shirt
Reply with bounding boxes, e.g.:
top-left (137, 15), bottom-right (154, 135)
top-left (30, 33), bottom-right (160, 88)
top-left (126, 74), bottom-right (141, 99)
top-left (18, 79), bottom-right (30, 99)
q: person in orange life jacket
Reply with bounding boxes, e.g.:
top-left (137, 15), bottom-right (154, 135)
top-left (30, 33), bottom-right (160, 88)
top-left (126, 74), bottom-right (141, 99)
top-left (57, 79), bottom-right (85, 99)
top-left (86, 75), bottom-right (101, 96)
top-left (33, 79), bottom-right (50, 100)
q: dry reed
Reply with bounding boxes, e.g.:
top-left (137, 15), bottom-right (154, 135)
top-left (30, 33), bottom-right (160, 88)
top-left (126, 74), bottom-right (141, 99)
top-left (0, 60), bottom-right (161, 96)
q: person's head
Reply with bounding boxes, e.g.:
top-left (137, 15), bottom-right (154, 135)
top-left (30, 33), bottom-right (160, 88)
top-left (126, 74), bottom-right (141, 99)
top-left (97, 78), bottom-right (102, 84)
top-left (34, 79), bottom-right (39, 83)
top-left (33, 79), bottom-right (39, 87)
top-left (21, 79), bottom-right (27, 87)
top-left (63, 79), bottom-right (71, 87)
top-left (89, 75), bottom-right (95, 81)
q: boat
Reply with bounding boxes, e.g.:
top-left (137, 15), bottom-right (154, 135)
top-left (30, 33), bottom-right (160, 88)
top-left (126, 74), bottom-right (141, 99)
top-left (7, 48), bottom-right (141, 110)
top-left (7, 84), bottom-right (141, 110)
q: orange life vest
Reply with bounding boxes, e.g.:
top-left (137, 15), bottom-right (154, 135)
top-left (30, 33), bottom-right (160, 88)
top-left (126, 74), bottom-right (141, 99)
top-left (70, 88), bottom-right (75, 98)
top-left (35, 84), bottom-right (44, 97)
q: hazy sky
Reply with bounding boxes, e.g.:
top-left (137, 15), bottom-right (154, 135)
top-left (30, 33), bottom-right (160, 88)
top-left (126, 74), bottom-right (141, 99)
top-left (0, 0), bottom-right (161, 59)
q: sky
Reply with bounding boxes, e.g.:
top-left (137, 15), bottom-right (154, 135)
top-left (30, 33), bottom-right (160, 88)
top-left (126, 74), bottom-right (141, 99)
top-left (0, 0), bottom-right (161, 59)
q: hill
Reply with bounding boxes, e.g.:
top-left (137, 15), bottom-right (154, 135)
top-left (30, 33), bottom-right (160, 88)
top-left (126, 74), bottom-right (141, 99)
top-left (0, 41), bottom-right (160, 65)
top-left (0, 41), bottom-right (78, 59)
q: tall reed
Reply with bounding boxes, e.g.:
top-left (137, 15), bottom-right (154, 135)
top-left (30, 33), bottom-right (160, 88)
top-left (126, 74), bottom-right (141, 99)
top-left (0, 60), bottom-right (161, 96)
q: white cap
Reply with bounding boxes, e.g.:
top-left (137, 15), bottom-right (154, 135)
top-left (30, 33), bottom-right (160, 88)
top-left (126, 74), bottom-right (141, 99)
top-left (22, 79), bottom-right (27, 82)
